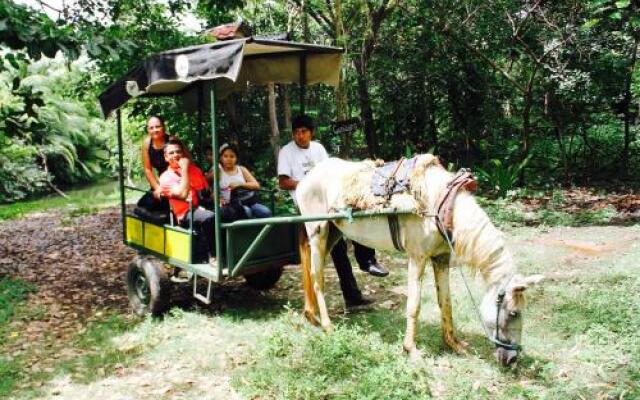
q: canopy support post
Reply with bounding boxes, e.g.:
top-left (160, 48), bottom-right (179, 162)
top-left (116, 109), bottom-right (127, 244)
top-left (197, 82), bottom-right (204, 164)
top-left (299, 54), bottom-right (307, 114)
top-left (211, 87), bottom-right (223, 282)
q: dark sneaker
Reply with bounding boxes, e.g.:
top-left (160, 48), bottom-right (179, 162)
top-left (360, 261), bottom-right (389, 277)
top-left (345, 295), bottom-right (375, 309)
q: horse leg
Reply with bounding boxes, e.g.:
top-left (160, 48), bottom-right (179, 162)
top-left (309, 230), bottom-right (332, 332)
top-left (432, 254), bottom-right (468, 354)
top-left (402, 256), bottom-right (427, 361)
top-left (299, 226), bottom-right (319, 326)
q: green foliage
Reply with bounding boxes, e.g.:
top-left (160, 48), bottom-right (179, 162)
top-left (475, 156), bottom-right (531, 197)
top-left (0, 56), bottom-right (111, 202)
top-left (0, 142), bottom-right (49, 202)
top-left (0, 0), bottom-right (80, 62)
top-left (1, 0), bottom-right (640, 203)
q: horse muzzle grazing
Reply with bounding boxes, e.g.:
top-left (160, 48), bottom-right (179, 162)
top-left (494, 346), bottom-right (518, 366)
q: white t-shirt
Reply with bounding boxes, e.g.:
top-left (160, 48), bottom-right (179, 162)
top-left (220, 165), bottom-right (246, 203)
top-left (277, 141), bottom-right (328, 200)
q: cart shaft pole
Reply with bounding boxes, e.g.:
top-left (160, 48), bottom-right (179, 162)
top-left (221, 209), bottom-right (414, 229)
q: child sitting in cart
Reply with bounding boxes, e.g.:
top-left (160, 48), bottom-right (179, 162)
top-left (218, 143), bottom-right (272, 219)
top-left (159, 138), bottom-right (233, 262)
top-left (204, 144), bottom-right (272, 220)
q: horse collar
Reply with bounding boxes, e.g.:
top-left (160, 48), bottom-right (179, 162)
top-left (434, 169), bottom-right (478, 241)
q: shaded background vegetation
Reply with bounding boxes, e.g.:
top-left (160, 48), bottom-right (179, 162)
top-left (0, 0), bottom-right (639, 202)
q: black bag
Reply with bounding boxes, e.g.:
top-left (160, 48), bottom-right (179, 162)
top-left (231, 188), bottom-right (258, 207)
top-left (197, 188), bottom-right (215, 210)
top-left (134, 191), bottom-right (170, 224)
top-left (137, 190), bottom-right (169, 211)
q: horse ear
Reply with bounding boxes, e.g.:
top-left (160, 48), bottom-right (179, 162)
top-left (511, 274), bottom-right (544, 293)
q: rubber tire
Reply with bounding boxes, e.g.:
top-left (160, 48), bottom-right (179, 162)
top-left (244, 265), bottom-right (284, 290)
top-left (127, 258), bottom-right (171, 317)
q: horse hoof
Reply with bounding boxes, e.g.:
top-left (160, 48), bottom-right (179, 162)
top-left (408, 348), bottom-right (424, 364)
top-left (304, 310), bottom-right (320, 327)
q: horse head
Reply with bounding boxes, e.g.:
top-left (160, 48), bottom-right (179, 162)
top-left (480, 274), bottom-right (544, 366)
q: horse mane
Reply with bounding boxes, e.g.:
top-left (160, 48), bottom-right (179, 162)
top-left (418, 163), bottom-right (514, 287)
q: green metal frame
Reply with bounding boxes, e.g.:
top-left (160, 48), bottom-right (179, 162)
top-left (113, 49), bottom-right (414, 294)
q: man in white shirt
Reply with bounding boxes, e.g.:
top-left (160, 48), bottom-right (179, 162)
top-left (278, 115), bottom-right (388, 308)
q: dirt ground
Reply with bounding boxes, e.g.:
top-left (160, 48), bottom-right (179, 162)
top-left (1, 208), bottom-right (639, 399)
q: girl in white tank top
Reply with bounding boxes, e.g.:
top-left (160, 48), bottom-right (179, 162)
top-left (220, 165), bottom-right (246, 203)
top-left (218, 144), bottom-right (272, 218)
top-left (219, 144), bottom-right (261, 204)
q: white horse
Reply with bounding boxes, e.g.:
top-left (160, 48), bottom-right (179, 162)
top-left (296, 155), bottom-right (543, 366)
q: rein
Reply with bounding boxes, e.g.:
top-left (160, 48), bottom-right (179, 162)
top-left (435, 220), bottom-right (522, 352)
top-left (420, 168), bottom-right (521, 352)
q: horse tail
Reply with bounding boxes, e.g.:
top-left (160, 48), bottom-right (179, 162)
top-left (298, 224), bottom-right (319, 325)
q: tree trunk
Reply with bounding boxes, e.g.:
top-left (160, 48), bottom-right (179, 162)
top-left (427, 84), bottom-right (439, 152)
top-left (225, 96), bottom-right (241, 145)
top-left (282, 85), bottom-right (292, 132)
top-left (302, 0), bottom-right (309, 42)
top-left (621, 34), bottom-right (639, 175)
top-left (334, 0), bottom-right (350, 157)
top-left (354, 58), bottom-right (378, 158)
top-left (267, 82), bottom-right (281, 161)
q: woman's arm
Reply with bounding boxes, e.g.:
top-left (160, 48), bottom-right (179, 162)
top-left (141, 137), bottom-right (161, 193)
top-left (238, 166), bottom-right (260, 190)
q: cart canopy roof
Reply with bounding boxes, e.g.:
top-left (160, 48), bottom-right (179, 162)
top-left (98, 37), bottom-right (343, 118)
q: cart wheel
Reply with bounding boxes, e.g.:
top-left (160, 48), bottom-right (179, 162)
top-left (127, 258), bottom-right (171, 316)
top-left (244, 265), bottom-right (284, 290)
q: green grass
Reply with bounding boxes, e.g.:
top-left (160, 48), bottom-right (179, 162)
top-left (0, 180), bottom-right (129, 221)
top-left (0, 278), bottom-right (36, 333)
top-left (54, 313), bottom-right (144, 384)
top-left (479, 196), bottom-right (619, 227)
top-left (232, 313), bottom-right (432, 400)
top-left (3, 225), bottom-right (640, 399)
top-left (228, 226), bottom-right (640, 400)
top-left (0, 278), bottom-right (36, 397)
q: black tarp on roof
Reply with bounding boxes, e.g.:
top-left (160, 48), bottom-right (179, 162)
top-left (98, 37), bottom-right (343, 118)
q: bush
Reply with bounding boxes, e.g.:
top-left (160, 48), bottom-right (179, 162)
top-left (475, 156), bottom-right (531, 198)
top-left (0, 142), bottom-right (49, 202)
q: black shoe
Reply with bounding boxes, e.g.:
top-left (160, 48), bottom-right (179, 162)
top-left (360, 260), bottom-right (389, 277)
top-left (345, 295), bottom-right (375, 309)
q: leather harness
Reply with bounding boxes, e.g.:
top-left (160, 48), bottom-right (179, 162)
top-left (371, 159), bottom-right (478, 251)
top-left (434, 169), bottom-right (478, 242)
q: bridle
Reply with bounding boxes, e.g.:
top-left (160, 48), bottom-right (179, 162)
top-left (436, 217), bottom-right (522, 351)
top-left (426, 168), bottom-right (522, 352)
top-left (488, 285), bottom-right (522, 351)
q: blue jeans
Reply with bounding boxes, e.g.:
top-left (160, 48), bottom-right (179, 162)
top-left (244, 202), bottom-right (272, 218)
